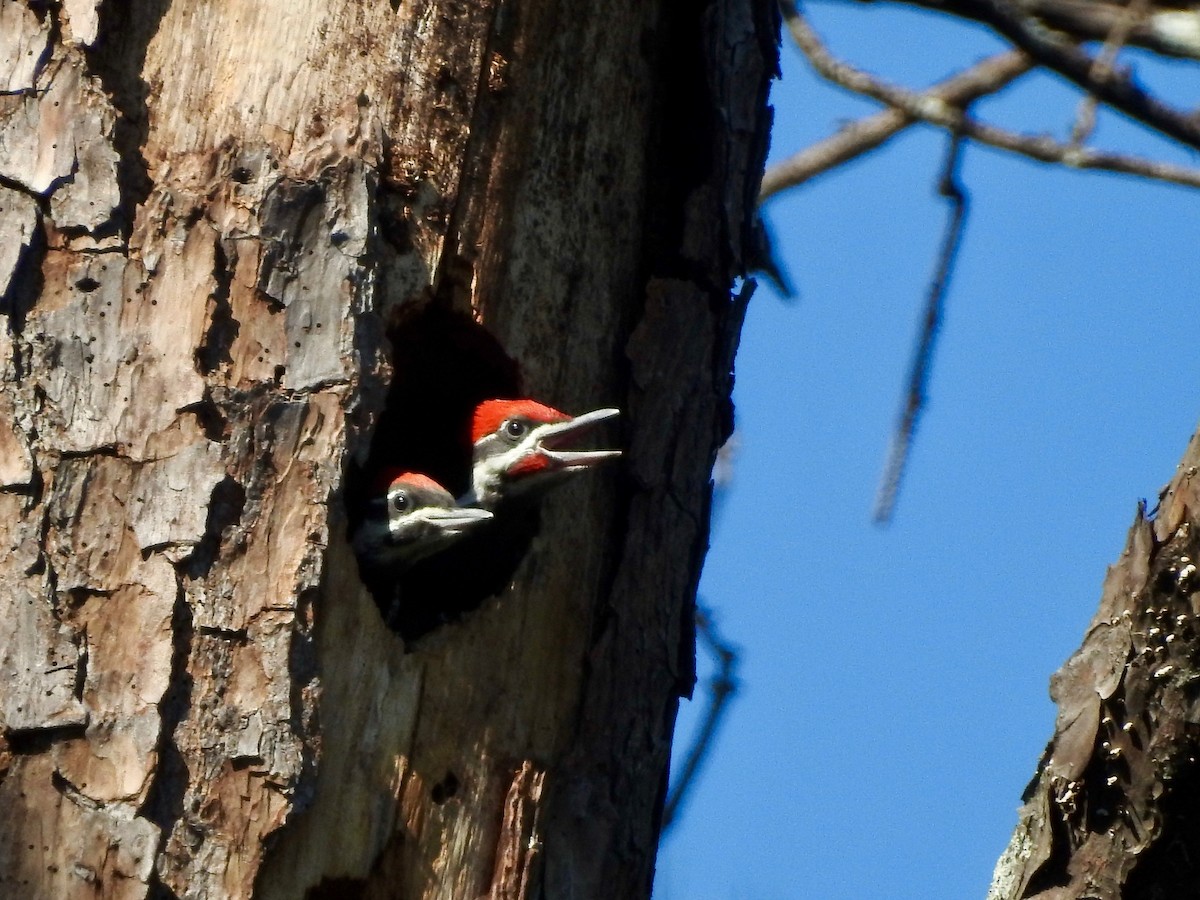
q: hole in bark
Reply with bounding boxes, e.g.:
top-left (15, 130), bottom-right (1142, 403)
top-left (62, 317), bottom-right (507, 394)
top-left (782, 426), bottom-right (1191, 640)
top-left (378, 200), bottom-right (412, 254)
top-left (82, 0), bottom-right (174, 237)
top-left (184, 395), bottom-right (229, 442)
top-left (195, 241), bottom-right (239, 375)
top-left (1155, 568), bottom-right (1179, 595)
top-left (431, 771), bottom-right (459, 804)
top-left (139, 583), bottom-right (195, 899)
top-left (359, 306), bottom-right (519, 496)
top-left (0, 207), bottom-right (45, 333)
top-left (1020, 788), bottom-right (1074, 894)
top-left (348, 305), bottom-right (533, 642)
top-left (1125, 744), bottom-right (1200, 898)
top-left (6, 723), bottom-right (87, 754)
top-left (180, 475), bottom-right (247, 580)
top-left (305, 877), bottom-right (366, 900)
top-left (74, 277), bottom-right (101, 293)
top-left (1131, 729), bottom-right (1147, 752)
top-left (65, 586), bottom-right (110, 608)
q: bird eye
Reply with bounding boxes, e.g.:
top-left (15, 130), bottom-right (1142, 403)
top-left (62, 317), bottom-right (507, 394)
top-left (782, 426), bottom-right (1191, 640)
top-left (391, 490), bottom-right (411, 513)
top-left (504, 419), bottom-right (528, 438)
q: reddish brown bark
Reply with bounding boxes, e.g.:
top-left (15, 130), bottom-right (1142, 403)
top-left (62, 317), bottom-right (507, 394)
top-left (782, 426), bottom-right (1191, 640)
top-left (990, 432), bottom-right (1200, 898)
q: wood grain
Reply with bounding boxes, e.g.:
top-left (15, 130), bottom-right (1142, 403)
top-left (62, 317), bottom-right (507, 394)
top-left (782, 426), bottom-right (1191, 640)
top-left (0, 0), bottom-right (777, 896)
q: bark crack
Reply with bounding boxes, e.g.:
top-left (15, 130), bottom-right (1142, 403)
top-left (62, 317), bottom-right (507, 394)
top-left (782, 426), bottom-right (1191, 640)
top-left (139, 573), bottom-right (194, 900)
top-left (194, 240), bottom-right (239, 376)
top-left (0, 201), bottom-right (46, 334)
top-left (81, 0), bottom-right (174, 236)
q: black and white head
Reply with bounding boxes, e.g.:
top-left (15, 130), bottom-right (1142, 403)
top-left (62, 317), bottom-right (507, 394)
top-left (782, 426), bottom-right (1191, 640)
top-left (354, 471), bottom-right (494, 569)
top-left (465, 399), bottom-right (622, 508)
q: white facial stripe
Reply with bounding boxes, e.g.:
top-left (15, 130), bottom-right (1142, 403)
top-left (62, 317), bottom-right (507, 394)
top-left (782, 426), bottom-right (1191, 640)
top-left (472, 441), bottom-right (537, 500)
top-left (470, 407), bottom-right (621, 505)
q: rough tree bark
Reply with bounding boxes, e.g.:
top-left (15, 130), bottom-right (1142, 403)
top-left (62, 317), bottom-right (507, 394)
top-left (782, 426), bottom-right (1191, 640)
top-left (0, 1), bottom-right (776, 898)
top-left (989, 428), bottom-right (1200, 899)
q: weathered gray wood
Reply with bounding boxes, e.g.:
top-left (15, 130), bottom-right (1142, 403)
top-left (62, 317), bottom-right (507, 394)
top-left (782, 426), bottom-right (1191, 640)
top-left (0, 2), bottom-right (48, 92)
top-left (0, 0), bottom-right (776, 896)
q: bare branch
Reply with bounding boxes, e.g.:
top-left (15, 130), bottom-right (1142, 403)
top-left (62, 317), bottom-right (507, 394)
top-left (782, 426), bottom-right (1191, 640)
top-left (966, 123), bottom-right (1200, 188)
top-left (1068, 0), bottom-right (1149, 146)
top-left (662, 606), bottom-right (739, 832)
top-left (848, 0), bottom-right (1200, 61)
top-left (837, 0), bottom-right (1200, 149)
top-left (874, 134), bottom-right (968, 525)
top-left (772, 6), bottom-right (1200, 192)
top-left (772, 1), bottom-right (1200, 523)
top-left (760, 51), bottom-right (1031, 200)
top-left (1019, 0), bottom-right (1200, 60)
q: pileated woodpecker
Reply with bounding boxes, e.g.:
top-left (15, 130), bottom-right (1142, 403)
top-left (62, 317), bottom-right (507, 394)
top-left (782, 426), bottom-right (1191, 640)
top-left (360, 401), bottom-right (621, 641)
top-left (352, 471), bottom-right (493, 570)
top-left (464, 399), bottom-right (621, 508)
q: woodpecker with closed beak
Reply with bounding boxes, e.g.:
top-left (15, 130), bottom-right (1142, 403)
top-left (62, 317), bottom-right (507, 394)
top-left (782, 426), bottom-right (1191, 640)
top-left (353, 471), bottom-right (493, 570)
top-left (463, 399), bottom-right (622, 508)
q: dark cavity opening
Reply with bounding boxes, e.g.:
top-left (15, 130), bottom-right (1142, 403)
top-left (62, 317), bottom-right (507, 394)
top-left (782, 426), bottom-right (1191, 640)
top-left (347, 305), bottom-right (539, 643)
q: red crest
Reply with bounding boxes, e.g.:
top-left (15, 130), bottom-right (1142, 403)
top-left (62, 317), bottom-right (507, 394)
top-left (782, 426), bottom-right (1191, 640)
top-left (471, 399), bottom-right (570, 444)
top-left (371, 468), bottom-right (445, 494)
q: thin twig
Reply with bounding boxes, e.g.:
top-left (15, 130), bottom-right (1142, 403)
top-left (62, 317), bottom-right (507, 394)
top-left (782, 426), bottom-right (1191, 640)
top-left (772, 6), bottom-right (1200, 192)
top-left (1069, 0), bottom-right (1150, 146)
top-left (662, 606), bottom-right (739, 832)
top-left (1023, 0), bottom-right (1200, 60)
top-left (774, 1), bottom-right (1200, 522)
top-left (848, 0), bottom-right (1200, 61)
top-left (870, 0), bottom-right (1200, 149)
top-left (1008, 0), bottom-right (1200, 60)
top-left (873, 134), bottom-right (968, 525)
top-left (760, 51), bottom-right (1031, 200)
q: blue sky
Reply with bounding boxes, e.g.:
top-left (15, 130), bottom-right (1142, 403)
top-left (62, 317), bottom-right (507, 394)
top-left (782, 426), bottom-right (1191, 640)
top-left (655, 5), bottom-right (1200, 898)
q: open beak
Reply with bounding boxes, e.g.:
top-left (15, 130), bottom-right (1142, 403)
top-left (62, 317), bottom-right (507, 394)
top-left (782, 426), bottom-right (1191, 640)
top-left (534, 407), bottom-right (622, 470)
top-left (421, 507), bottom-right (494, 535)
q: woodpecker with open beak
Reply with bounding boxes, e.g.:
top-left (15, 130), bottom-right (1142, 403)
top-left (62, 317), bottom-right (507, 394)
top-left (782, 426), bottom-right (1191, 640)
top-left (463, 399), bottom-right (622, 508)
top-left (353, 471), bottom-right (494, 570)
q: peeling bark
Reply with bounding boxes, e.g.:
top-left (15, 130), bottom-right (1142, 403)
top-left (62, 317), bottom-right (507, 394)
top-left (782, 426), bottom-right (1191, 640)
top-left (0, 0), bottom-right (777, 897)
top-left (990, 431), bottom-right (1200, 899)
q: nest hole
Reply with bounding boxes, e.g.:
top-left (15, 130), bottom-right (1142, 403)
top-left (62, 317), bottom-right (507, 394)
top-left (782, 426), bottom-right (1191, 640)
top-left (347, 306), bottom-right (539, 643)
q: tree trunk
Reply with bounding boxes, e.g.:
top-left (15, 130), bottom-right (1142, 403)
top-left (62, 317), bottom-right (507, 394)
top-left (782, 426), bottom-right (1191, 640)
top-left (0, 1), bottom-right (776, 898)
top-left (990, 428), bottom-right (1200, 899)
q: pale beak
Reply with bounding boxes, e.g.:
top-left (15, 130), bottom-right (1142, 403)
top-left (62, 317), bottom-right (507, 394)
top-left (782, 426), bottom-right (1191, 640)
top-left (421, 507), bottom-right (494, 535)
top-left (535, 407), bottom-right (622, 468)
